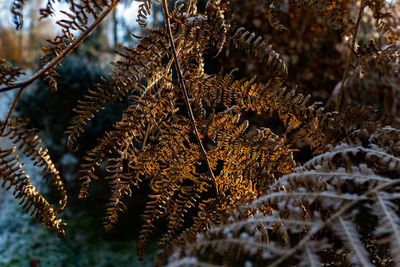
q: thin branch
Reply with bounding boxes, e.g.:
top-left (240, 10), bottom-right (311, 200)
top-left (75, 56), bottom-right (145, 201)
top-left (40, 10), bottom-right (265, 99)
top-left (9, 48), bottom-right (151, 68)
top-left (335, 0), bottom-right (365, 113)
top-left (0, 86), bottom-right (25, 138)
top-left (161, 0), bottom-right (219, 197)
top-left (0, 0), bottom-right (120, 93)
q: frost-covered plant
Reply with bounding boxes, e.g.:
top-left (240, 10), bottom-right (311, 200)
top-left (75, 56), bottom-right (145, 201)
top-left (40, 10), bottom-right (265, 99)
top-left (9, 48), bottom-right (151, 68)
top-left (166, 134), bottom-right (400, 266)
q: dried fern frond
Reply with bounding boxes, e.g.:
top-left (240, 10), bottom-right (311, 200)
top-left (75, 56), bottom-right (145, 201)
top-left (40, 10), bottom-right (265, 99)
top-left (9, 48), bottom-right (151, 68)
top-left (231, 27), bottom-right (288, 83)
top-left (66, 30), bottom-right (172, 150)
top-left (41, 0), bottom-right (115, 62)
top-left (39, 0), bottom-right (119, 93)
top-left (103, 157), bottom-right (132, 231)
top-left (1, 118), bottom-right (67, 212)
top-left (0, 59), bottom-right (23, 86)
top-left (137, 0), bottom-right (153, 28)
top-left (72, 49), bottom-right (297, 260)
top-left (11, 0), bottom-right (25, 30)
top-left (66, 10), bottom-right (229, 150)
top-left (0, 119), bottom-right (66, 237)
top-left (194, 71), bottom-right (342, 152)
top-left (64, 1), bottom-right (312, 256)
top-left (167, 143), bottom-right (400, 266)
top-left (39, 0), bottom-right (58, 19)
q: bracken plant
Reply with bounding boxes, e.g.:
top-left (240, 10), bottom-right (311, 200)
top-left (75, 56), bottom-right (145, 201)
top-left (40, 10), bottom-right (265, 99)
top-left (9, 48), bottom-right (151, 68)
top-left (0, 0), bottom-right (399, 266)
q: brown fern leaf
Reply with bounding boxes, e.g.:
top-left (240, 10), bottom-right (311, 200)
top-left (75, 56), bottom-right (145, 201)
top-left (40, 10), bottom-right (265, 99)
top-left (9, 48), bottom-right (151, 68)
top-left (39, 0), bottom-right (118, 94)
top-left (154, 103), bottom-right (295, 262)
top-left (11, 0), bottom-right (25, 30)
top-left (65, 31), bottom-right (171, 151)
top-left (66, 7), bottom-right (231, 150)
top-left (137, 0), bottom-right (153, 28)
top-left (67, 20), bottom-right (297, 264)
top-left (0, 58), bottom-right (23, 85)
top-left (195, 71), bottom-right (336, 152)
top-left (159, 176), bottom-right (211, 248)
top-left (136, 123), bottom-right (202, 258)
top-left (64, 1), bottom-right (330, 261)
top-left (41, 0), bottom-right (115, 63)
top-left (0, 120), bottom-right (66, 237)
top-left (76, 74), bottom-right (176, 198)
top-left (1, 118), bottom-right (67, 212)
top-left (231, 27), bottom-right (288, 83)
top-left (167, 142), bottom-right (400, 266)
top-left (103, 158), bottom-right (132, 231)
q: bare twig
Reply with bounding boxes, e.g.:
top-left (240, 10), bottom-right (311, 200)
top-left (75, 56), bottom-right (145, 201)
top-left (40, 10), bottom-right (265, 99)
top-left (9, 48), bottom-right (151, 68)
top-left (0, 86), bottom-right (25, 138)
top-left (161, 0), bottom-right (220, 197)
top-left (335, 1), bottom-right (365, 113)
top-left (0, 0), bottom-right (120, 93)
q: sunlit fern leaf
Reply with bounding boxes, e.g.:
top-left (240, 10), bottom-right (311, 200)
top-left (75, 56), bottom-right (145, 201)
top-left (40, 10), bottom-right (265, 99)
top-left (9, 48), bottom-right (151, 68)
top-left (159, 176), bottom-right (211, 248)
top-left (0, 119), bottom-right (66, 237)
top-left (166, 143), bottom-right (400, 265)
top-left (196, 71), bottom-right (338, 152)
top-left (66, 11), bottom-right (230, 150)
top-left (2, 118), bottom-right (67, 212)
top-left (70, 18), bottom-right (298, 259)
top-left (76, 78), bottom-right (177, 198)
top-left (66, 33), bottom-right (172, 151)
top-left (137, 144), bottom-right (203, 258)
top-left (103, 157), bottom-right (132, 231)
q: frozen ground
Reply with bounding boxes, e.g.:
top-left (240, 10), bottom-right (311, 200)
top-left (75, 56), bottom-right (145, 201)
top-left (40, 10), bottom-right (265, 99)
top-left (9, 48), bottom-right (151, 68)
top-left (0, 90), bottom-right (17, 151)
top-left (0, 90), bottom-right (15, 120)
top-left (0, 91), bottom-right (17, 205)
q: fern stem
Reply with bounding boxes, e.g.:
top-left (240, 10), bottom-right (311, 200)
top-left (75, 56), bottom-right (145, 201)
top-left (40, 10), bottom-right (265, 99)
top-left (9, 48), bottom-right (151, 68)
top-left (335, 0), bottom-right (365, 113)
top-left (0, 0), bottom-right (120, 93)
top-left (161, 0), bottom-right (219, 197)
top-left (0, 86), bottom-right (24, 138)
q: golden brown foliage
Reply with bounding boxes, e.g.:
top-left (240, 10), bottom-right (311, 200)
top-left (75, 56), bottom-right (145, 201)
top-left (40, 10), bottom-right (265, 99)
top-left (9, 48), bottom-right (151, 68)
top-left (1, 0), bottom-right (400, 265)
top-left (0, 119), bottom-right (66, 237)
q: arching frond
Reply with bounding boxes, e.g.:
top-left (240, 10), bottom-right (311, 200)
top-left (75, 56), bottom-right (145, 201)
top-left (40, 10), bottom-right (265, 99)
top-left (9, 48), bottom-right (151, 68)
top-left (0, 119), bottom-right (66, 237)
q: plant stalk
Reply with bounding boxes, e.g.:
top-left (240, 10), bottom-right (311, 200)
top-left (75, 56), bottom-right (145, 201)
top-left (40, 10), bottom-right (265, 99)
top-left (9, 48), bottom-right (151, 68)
top-left (335, 1), bottom-right (365, 113)
top-left (161, 0), bottom-right (220, 197)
